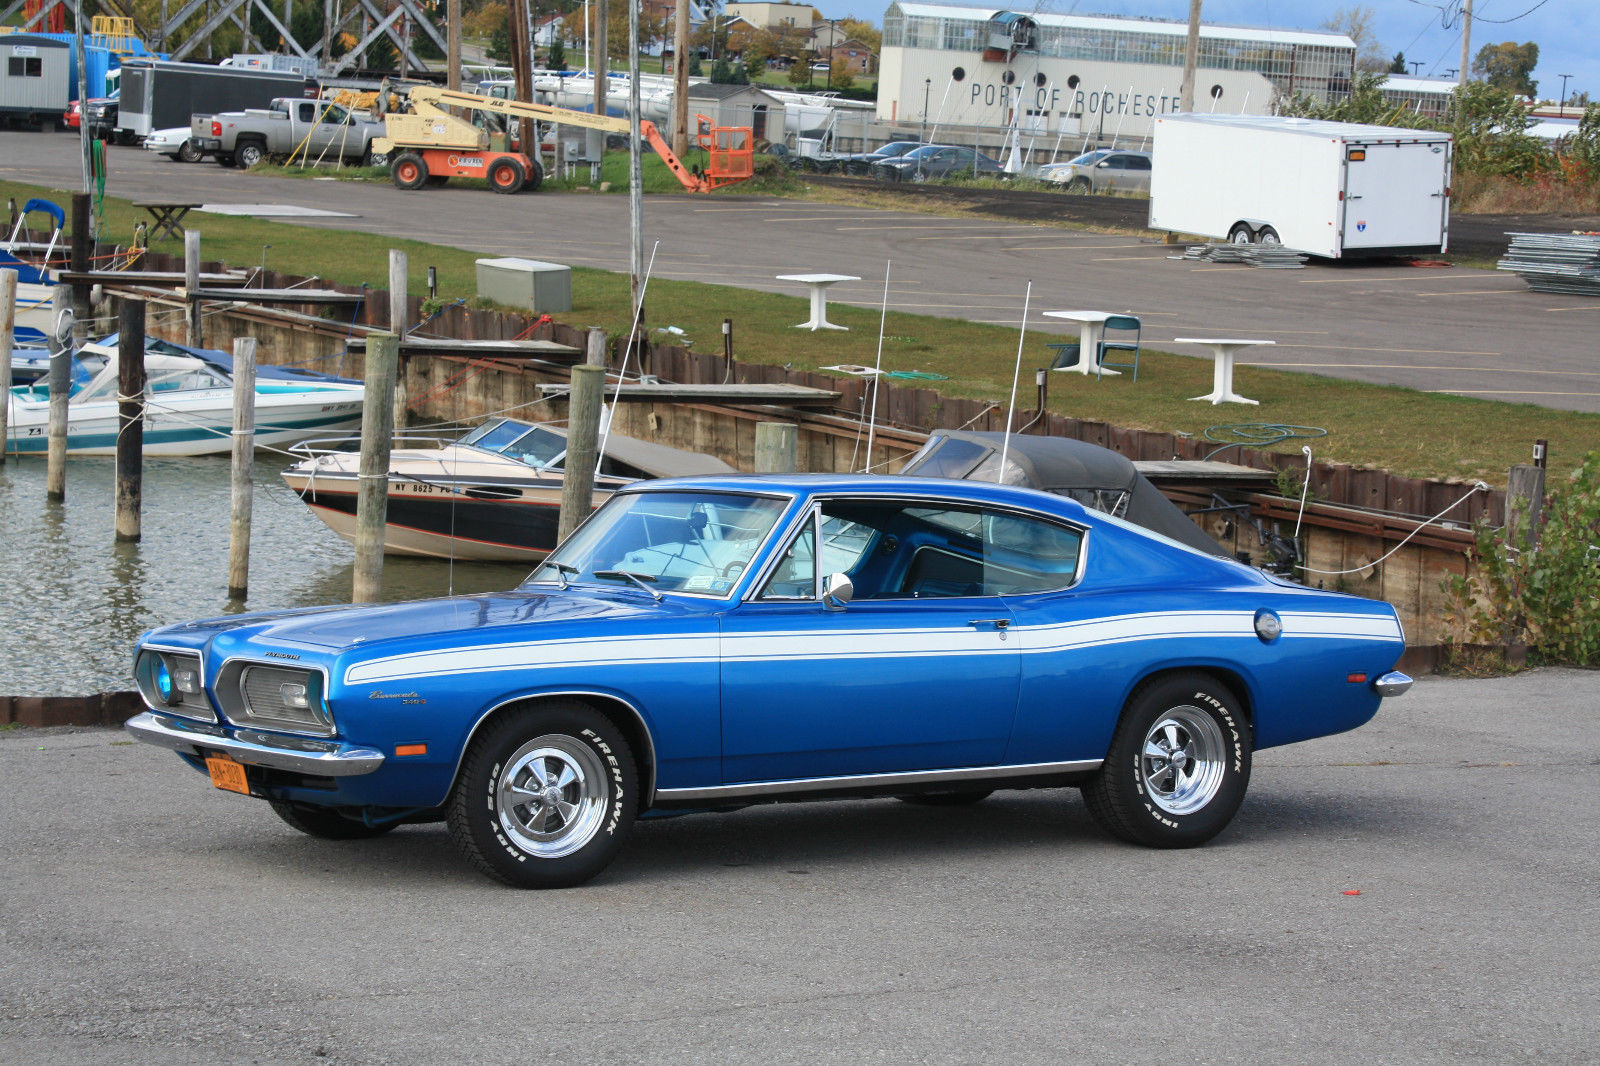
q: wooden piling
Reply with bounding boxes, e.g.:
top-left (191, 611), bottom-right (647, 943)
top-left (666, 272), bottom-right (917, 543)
top-left (585, 327), bottom-right (607, 367)
top-left (754, 422), bottom-right (798, 473)
top-left (0, 270), bottom-right (13, 464)
top-left (390, 249), bottom-right (408, 432)
top-left (70, 193), bottom-right (90, 343)
top-left (46, 286), bottom-right (71, 501)
top-left (184, 230), bottom-right (202, 347)
top-left (1507, 463), bottom-right (1546, 547)
top-left (227, 337), bottom-right (257, 599)
top-left (114, 299), bottom-right (146, 542)
top-left (353, 332), bottom-right (398, 603)
top-left (557, 364), bottom-right (605, 545)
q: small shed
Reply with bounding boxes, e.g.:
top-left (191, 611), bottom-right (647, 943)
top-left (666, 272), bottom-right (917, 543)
top-left (686, 82), bottom-right (786, 144)
top-left (0, 34), bottom-right (72, 125)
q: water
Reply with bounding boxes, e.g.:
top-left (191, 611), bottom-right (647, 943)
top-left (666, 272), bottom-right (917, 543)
top-left (0, 454), bottom-right (533, 697)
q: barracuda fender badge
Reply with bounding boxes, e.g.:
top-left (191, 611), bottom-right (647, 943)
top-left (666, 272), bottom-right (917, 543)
top-left (369, 690), bottom-right (427, 705)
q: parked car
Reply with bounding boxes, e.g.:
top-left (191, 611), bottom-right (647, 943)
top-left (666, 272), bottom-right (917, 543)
top-left (873, 144), bottom-right (1006, 182)
top-left (143, 126), bottom-right (206, 163)
top-left (835, 140), bottom-right (927, 175)
top-left (1038, 149), bottom-right (1153, 194)
top-left (125, 473), bottom-right (1411, 889)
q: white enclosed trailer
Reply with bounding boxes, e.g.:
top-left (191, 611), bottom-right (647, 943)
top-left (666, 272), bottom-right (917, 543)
top-left (1148, 113), bottom-right (1453, 259)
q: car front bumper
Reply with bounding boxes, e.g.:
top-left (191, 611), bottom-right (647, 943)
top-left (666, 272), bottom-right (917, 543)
top-left (126, 710), bottom-right (386, 777)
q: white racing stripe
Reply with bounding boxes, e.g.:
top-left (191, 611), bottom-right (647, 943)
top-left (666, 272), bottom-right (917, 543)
top-left (341, 608), bottom-right (1402, 686)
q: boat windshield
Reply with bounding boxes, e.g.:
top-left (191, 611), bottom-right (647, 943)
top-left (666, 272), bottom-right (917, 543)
top-left (524, 490), bottom-right (789, 597)
top-left (458, 419), bottom-right (568, 468)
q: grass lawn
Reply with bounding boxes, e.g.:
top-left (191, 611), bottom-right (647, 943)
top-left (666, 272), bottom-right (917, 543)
top-left (8, 177), bottom-right (1594, 487)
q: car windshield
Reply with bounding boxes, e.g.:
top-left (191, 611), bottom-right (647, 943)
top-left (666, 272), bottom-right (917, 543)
top-left (870, 141), bottom-right (921, 158)
top-left (524, 490), bottom-right (790, 597)
top-left (1066, 150), bottom-right (1111, 166)
top-left (902, 145), bottom-right (950, 160)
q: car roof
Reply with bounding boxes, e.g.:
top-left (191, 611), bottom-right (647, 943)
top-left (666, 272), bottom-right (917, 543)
top-left (624, 471), bottom-right (1089, 514)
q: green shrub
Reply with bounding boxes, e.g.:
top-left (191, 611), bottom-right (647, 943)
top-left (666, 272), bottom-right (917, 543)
top-left (1444, 452), bottom-right (1600, 665)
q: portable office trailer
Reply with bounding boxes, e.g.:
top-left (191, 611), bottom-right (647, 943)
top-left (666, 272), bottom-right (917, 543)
top-left (117, 60), bottom-right (314, 137)
top-left (1148, 113), bottom-right (1453, 259)
top-left (0, 35), bottom-right (72, 127)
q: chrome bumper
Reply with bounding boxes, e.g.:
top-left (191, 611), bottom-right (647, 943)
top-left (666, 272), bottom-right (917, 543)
top-left (125, 711), bottom-right (386, 777)
top-left (1372, 671), bottom-right (1414, 698)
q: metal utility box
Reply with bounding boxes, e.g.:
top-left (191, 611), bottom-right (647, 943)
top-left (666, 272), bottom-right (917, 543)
top-left (475, 257), bottom-right (572, 313)
top-left (1149, 113), bottom-right (1453, 259)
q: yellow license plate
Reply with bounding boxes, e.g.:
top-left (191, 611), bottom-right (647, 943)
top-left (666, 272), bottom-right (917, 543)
top-left (206, 754), bottom-right (251, 795)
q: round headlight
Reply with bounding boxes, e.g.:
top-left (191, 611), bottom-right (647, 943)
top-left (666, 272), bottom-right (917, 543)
top-left (155, 658), bottom-right (174, 702)
top-left (1254, 609), bottom-right (1283, 643)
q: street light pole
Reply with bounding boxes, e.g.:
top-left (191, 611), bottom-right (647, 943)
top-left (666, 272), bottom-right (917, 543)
top-left (1559, 73), bottom-right (1573, 113)
top-left (921, 76), bottom-right (930, 141)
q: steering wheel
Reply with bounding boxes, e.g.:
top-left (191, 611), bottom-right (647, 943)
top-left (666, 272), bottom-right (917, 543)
top-left (720, 560), bottom-right (746, 579)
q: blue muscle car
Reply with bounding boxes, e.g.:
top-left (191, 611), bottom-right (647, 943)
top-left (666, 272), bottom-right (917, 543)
top-left (126, 474), bottom-right (1411, 888)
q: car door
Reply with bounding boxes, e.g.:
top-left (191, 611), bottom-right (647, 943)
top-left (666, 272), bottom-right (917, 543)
top-left (718, 498), bottom-right (1024, 783)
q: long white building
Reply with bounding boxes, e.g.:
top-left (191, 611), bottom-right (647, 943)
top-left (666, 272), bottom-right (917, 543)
top-left (878, 3), bottom-right (1356, 143)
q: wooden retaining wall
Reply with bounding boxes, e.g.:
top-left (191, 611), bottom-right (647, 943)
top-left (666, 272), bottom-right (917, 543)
top-left (131, 253), bottom-right (1495, 656)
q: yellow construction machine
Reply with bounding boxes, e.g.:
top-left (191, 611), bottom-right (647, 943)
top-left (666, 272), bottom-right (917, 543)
top-left (372, 85), bottom-right (755, 194)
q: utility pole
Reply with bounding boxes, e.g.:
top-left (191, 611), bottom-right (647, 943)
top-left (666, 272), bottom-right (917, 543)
top-left (1179, 0), bottom-right (1201, 112)
top-left (447, 0), bottom-right (461, 90)
top-left (1458, 0), bottom-right (1472, 89)
top-left (1410, 61), bottom-right (1422, 75)
top-left (1559, 73), bottom-right (1573, 113)
top-left (507, 0), bottom-right (536, 169)
top-left (672, 0), bottom-right (689, 156)
top-left (591, 0), bottom-right (608, 167)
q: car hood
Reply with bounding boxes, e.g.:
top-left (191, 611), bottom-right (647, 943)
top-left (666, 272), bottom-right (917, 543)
top-left (148, 587), bottom-right (706, 660)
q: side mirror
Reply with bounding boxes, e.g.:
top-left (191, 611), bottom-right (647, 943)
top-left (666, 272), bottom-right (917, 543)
top-left (822, 572), bottom-right (853, 610)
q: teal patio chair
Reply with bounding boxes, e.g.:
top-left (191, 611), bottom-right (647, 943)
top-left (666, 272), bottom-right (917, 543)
top-left (1097, 314), bottom-right (1141, 381)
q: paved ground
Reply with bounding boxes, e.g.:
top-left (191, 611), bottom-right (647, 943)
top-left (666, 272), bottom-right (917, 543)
top-left (5, 130), bottom-right (1600, 412)
top-left (1, 668), bottom-right (1595, 1065)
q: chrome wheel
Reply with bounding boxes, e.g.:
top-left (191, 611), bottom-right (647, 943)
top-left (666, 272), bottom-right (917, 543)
top-left (497, 734), bottom-right (609, 859)
top-left (1140, 705), bottom-right (1227, 816)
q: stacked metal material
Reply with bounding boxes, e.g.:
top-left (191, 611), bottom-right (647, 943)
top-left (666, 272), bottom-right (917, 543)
top-left (1175, 243), bottom-right (1309, 268)
top-left (1496, 232), bottom-right (1600, 296)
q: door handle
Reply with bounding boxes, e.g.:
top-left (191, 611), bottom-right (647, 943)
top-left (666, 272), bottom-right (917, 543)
top-left (967, 618), bottom-right (1010, 630)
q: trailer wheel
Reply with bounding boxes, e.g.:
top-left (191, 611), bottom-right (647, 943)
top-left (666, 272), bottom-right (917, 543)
top-left (521, 159), bottom-right (544, 192)
top-left (489, 157), bottom-right (525, 194)
top-left (392, 151), bottom-right (429, 190)
top-left (1228, 224), bottom-right (1254, 244)
top-left (1256, 226), bottom-right (1281, 246)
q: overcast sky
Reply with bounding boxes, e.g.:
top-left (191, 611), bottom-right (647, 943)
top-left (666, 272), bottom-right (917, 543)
top-left (814, 1), bottom-right (1597, 104)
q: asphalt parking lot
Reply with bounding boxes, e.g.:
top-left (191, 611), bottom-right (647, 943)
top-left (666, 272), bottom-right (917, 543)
top-left (1, 669), bottom-right (1595, 1065)
top-left (5, 130), bottom-right (1600, 412)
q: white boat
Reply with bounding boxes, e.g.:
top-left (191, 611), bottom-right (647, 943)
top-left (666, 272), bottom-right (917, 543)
top-left (4, 339), bottom-right (365, 456)
top-left (282, 416), bottom-right (735, 562)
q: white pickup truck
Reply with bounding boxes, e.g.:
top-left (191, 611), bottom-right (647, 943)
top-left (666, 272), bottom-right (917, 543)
top-left (191, 98), bottom-right (385, 168)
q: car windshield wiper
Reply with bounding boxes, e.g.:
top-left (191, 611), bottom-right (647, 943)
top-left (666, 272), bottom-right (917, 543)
top-left (545, 561), bottom-right (578, 590)
top-left (593, 569), bottom-right (663, 601)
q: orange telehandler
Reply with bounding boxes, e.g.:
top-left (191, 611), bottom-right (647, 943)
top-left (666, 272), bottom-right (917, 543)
top-left (372, 85), bottom-right (755, 194)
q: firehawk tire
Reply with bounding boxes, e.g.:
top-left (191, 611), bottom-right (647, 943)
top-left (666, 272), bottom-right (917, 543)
top-left (269, 799), bottom-right (397, 839)
top-left (391, 151), bottom-right (429, 190)
top-left (1082, 674), bottom-right (1252, 848)
top-left (488, 156), bottom-right (525, 194)
top-left (448, 702), bottom-right (637, 888)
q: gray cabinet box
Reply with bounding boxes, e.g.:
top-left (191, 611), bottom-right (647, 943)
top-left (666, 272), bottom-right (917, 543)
top-left (475, 257), bottom-right (572, 312)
